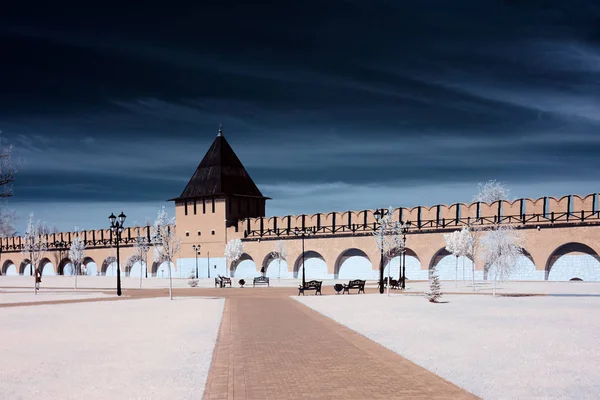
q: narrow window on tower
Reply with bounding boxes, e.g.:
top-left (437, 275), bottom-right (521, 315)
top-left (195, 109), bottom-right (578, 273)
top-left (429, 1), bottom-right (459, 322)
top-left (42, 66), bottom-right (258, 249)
top-left (193, 200), bottom-right (197, 215)
top-left (212, 197), bottom-right (215, 213)
top-left (203, 198), bottom-right (206, 214)
top-left (184, 202), bottom-right (188, 216)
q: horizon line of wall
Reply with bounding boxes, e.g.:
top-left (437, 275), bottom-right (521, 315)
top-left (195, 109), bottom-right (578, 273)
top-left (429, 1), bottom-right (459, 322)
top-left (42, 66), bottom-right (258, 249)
top-left (2, 192), bottom-right (598, 247)
top-left (239, 192), bottom-right (600, 234)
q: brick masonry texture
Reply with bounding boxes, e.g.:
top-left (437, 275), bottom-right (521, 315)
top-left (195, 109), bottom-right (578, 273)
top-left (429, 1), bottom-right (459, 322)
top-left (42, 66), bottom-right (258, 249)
top-left (203, 288), bottom-right (479, 400)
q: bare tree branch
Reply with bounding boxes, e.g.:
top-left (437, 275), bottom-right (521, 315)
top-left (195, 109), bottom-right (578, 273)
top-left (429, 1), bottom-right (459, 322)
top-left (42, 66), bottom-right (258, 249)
top-left (0, 132), bottom-right (18, 198)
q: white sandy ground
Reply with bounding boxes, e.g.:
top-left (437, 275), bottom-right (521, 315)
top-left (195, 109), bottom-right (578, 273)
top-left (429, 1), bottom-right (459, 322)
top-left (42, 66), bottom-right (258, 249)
top-left (0, 297), bottom-right (224, 400)
top-left (3, 275), bottom-right (600, 295)
top-left (294, 294), bottom-right (600, 400)
top-left (0, 289), bottom-right (112, 304)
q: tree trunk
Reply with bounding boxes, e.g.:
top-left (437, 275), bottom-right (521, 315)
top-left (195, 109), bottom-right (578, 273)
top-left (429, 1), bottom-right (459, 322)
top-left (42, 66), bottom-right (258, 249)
top-left (455, 256), bottom-right (458, 287)
top-left (493, 271), bottom-right (497, 298)
top-left (386, 261), bottom-right (391, 297)
top-left (139, 260), bottom-right (143, 288)
top-left (74, 262), bottom-right (78, 289)
top-left (462, 257), bottom-right (465, 282)
top-left (168, 257), bottom-right (173, 300)
top-left (472, 258), bottom-right (476, 292)
top-left (278, 258), bottom-right (281, 282)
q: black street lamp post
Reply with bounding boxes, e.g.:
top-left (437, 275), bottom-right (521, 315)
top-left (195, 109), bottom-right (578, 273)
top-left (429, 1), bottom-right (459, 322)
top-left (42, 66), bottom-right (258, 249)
top-left (401, 231), bottom-right (407, 289)
top-left (374, 208), bottom-right (388, 294)
top-left (53, 241), bottom-right (67, 274)
top-left (294, 227), bottom-right (315, 287)
top-left (109, 212), bottom-right (126, 297)
top-left (192, 244), bottom-right (201, 279)
top-left (400, 222), bottom-right (410, 290)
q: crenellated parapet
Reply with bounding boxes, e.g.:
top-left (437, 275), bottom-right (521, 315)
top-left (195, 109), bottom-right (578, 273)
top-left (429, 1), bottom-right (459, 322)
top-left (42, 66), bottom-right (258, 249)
top-left (238, 193), bottom-right (600, 239)
top-left (1, 226), bottom-right (153, 254)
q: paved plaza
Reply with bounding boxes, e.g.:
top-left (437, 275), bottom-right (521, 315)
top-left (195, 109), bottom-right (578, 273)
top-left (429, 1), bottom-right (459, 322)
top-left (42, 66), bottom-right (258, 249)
top-left (2, 277), bottom-right (600, 399)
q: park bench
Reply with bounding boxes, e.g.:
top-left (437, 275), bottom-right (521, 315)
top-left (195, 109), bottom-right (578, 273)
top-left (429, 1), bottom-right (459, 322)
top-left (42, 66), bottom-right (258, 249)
top-left (215, 275), bottom-right (232, 288)
top-left (253, 276), bottom-right (270, 287)
top-left (378, 277), bottom-right (400, 290)
top-left (298, 280), bottom-right (323, 296)
top-left (343, 279), bottom-right (366, 294)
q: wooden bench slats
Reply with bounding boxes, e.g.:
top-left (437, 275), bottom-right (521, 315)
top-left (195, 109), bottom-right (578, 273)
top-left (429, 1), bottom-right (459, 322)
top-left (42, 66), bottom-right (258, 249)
top-left (298, 280), bottom-right (323, 296)
top-left (215, 276), bottom-right (232, 288)
top-left (253, 276), bottom-right (270, 287)
top-left (343, 279), bottom-right (365, 294)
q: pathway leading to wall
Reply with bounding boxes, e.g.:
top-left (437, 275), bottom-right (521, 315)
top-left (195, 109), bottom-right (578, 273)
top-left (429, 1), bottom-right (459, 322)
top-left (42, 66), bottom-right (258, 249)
top-left (203, 289), bottom-right (477, 400)
top-left (0, 284), bottom-right (478, 399)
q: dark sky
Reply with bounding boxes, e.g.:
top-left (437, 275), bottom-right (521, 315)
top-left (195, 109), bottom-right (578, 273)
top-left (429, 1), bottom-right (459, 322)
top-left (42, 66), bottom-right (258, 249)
top-left (2, 1), bottom-right (600, 231)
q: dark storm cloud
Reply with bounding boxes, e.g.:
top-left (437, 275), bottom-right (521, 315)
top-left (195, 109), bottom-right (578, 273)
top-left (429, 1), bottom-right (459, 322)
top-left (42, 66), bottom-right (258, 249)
top-left (1, 0), bottom-right (600, 229)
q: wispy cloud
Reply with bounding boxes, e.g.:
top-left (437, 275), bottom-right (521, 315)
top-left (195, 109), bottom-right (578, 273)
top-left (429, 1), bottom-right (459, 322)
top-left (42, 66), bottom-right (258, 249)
top-left (2, 1), bottom-right (600, 229)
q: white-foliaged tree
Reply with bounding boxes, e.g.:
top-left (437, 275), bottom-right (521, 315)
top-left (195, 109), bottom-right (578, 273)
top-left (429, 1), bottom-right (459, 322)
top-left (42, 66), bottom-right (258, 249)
top-left (270, 239), bottom-right (287, 280)
top-left (481, 225), bottom-right (523, 297)
top-left (21, 213), bottom-right (48, 294)
top-left (373, 206), bottom-right (406, 296)
top-left (472, 179), bottom-right (510, 204)
top-left (151, 206), bottom-right (180, 300)
top-left (225, 238), bottom-right (244, 277)
top-left (425, 265), bottom-right (443, 303)
top-left (69, 227), bottom-right (85, 289)
top-left (134, 226), bottom-right (150, 288)
top-left (458, 226), bottom-right (475, 288)
top-left (0, 131), bottom-right (18, 237)
top-left (444, 230), bottom-right (462, 287)
top-left (469, 179), bottom-right (513, 290)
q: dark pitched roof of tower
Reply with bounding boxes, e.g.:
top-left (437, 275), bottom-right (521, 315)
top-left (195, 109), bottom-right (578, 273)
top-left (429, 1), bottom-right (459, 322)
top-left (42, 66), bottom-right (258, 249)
top-left (169, 127), bottom-right (269, 201)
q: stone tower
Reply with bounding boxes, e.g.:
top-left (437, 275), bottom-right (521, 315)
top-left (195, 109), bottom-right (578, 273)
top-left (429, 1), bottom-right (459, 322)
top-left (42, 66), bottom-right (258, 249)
top-left (169, 127), bottom-right (270, 278)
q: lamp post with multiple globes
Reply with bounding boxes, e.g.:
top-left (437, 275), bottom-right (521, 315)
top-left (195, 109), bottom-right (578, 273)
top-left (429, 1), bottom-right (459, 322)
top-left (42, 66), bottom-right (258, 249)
top-left (109, 212), bottom-right (126, 296)
top-left (192, 244), bottom-right (201, 279)
top-left (293, 227), bottom-right (316, 287)
top-left (373, 208), bottom-right (388, 294)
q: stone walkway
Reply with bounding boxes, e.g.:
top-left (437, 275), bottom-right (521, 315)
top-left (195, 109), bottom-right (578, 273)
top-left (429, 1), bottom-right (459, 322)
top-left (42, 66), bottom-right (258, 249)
top-left (203, 288), bottom-right (478, 400)
top-left (0, 286), bottom-right (478, 399)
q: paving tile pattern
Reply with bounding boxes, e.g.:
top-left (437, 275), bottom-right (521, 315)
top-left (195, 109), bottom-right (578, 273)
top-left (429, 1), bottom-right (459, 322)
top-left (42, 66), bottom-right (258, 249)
top-left (0, 285), bottom-right (478, 399)
top-left (203, 292), bottom-right (478, 400)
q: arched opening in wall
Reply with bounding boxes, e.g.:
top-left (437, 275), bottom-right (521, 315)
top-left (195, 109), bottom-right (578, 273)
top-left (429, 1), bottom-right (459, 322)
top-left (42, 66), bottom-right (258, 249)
top-left (262, 252), bottom-right (289, 279)
top-left (521, 248), bottom-right (534, 264)
top-left (58, 258), bottom-right (74, 275)
top-left (2, 259), bottom-right (16, 275)
top-left (570, 277), bottom-right (583, 281)
top-left (125, 255), bottom-right (145, 278)
top-left (429, 248), bottom-right (474, 281)
top-left (83, 257), bottom-right (97, 276)
top-left (230, 253), bottom-right (256, 278)
top-left (19, 259), bottom-right (32, 276)
top-left (152, 258), bottom-right (174, 279)
top-left (293, 251), bottom-right (327, 280)
top-left (383, 248), bottom-right (422, 281)
top-left (502, 247), bottom-right (539, 281)
top-left (38, 258), bottom-right (55, 276)
top-left (334, 248), bottom-right (371, 279)
top-left (102, 257), bottom-right (117, 276)
top-left (545, 242), bottom-right (600, 282)
top-left (150, 255), bottom-right (167, 277)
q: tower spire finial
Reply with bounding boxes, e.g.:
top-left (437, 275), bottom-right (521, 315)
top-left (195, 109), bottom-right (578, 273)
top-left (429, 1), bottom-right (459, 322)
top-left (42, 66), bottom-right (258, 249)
top-left (218, 123), bottom-right (223, 137)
